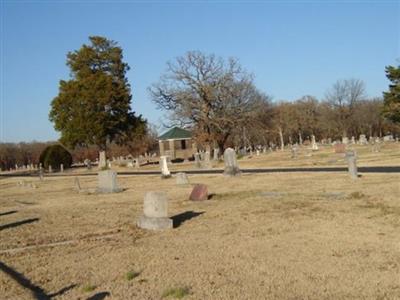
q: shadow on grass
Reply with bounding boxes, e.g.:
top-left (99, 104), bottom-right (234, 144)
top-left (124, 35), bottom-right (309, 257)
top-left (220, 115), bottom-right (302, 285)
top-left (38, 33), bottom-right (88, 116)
top-left (171, 211), bottom-right (204, 228)
top-left (0, 210), bottom-right (18, 217)
top-left (0, 218), bottom-right (39, 231)
top-left (86, 292), bottom-right (111, 300)
top-left (0, 261), bottom-right (76, 300)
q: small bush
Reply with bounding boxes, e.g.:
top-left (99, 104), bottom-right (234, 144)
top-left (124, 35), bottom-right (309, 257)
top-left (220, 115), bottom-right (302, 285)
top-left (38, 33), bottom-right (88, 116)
top-left (162, 286), bottom-right (190, 299)
top-left (81, 284), bottom-right (96, 292)
top-left (126, 270), bottom-right (140, 281)
top-left (348, 191), bottom-right (365, 199)
top-left (236, 154), bottom-right (243, 160)
top-left (39, 144), bottom-right (73, 170)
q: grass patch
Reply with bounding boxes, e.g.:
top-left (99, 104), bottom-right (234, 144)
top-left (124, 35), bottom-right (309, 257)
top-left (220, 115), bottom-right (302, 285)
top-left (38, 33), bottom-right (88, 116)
top-left (162, 286), bottom-right (190, 299)
top-left (126, 270), bottom-right (140, 281)
top-left (348, 191), bottom-right (366, 199)
top-left (81, 284), bottom-right (96, 292)
top-left (359, 200), bottom-right (400, 217)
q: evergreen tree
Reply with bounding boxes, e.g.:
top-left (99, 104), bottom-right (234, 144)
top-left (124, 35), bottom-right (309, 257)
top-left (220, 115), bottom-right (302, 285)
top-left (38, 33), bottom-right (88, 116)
top-left (49, 36), bottom-right (145, 151)
top-left (383, 65), bottom-right (400, 123)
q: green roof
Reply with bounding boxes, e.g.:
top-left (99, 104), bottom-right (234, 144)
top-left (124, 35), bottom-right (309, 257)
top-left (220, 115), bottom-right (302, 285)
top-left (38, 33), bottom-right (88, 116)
top-left (158, 127), bottom-right (192, 140)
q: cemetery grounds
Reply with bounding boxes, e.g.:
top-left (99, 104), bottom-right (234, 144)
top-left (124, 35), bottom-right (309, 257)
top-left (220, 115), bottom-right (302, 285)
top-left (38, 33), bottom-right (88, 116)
top-left (0, 143), bottom-right (399, 299)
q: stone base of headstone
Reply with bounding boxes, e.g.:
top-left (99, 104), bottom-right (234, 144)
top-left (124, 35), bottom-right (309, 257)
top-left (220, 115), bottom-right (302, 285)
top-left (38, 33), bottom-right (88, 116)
top-left (137, 216), bottom-right (173, 230)
top-left (223, 167), bottom-right (241, 177)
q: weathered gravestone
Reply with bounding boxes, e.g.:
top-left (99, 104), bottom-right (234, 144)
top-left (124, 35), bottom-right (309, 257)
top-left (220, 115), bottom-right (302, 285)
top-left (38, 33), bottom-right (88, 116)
top-left (176, 172), bottom-right (189, 185)
top-left (202, 151), bottom-right (211, 169)
top-left (97, 170), bottom-right (123, 193)
top-left (291, 145), bottom-right (299, 159)
top-left (194, 153), bottom-right (201, 169)
top-left (223, 148), bottom-right (241, 176)
top-left (189, 184), bottom-right (209, 201)
top-left (334, 143), bottom-right (346, 154)
top-left (311, 135), bottom-right (319, 151)
top-left (98, 151), bottom-right (107, 169)
top-left (137, 192), bottom-right (173, 230)
top-left (342, 137), bottom-right (349, 145)
top-left (160, 156), bottom-right (171, 178)
top-left (213, 148), bottom-right (219, 161)
top-left (346, 150), bottom-right (358, 180)
top-left (351, 136), bottom-right (356, 144)
top-left (60, 164), bottom-right (64, 173)
top-left (359, 134), bottom-right (368, 145)
top-left (48, 165), bottom-right (53, 173)
top-left (74, 177), bottom-right (81, 192)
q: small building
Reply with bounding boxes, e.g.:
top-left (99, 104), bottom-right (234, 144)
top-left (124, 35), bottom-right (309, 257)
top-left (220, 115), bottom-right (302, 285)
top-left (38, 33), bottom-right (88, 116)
top-left (158, 127), bottom-right (196, 160)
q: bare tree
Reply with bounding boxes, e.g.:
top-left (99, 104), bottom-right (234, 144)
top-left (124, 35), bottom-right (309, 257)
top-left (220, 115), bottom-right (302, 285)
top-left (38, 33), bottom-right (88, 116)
top-left (149, 51), bottom-right (265, 151)
top-left (325, 79), bottom-right (366, 137)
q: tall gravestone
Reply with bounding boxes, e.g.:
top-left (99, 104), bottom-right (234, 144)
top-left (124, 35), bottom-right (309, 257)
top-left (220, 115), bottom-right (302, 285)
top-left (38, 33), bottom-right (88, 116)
top-left (137, 192), bottom-right (173, 230)
top-left (202, 151), bottom-right (211, 169)
top-left (160, 156), bottom-right (171, 178)
top-left (346, 150), bottom-right (358, 180)
top-left (223, 148), bottom-right (241, 176)
top-left (311, 135), bottom-right (319, 151)
top-left (213, 148), bottom-right (219, 161)
top-left (194, 153), bottom-right (201, 169)
top-left (98, 151), bottom-right (107, 169)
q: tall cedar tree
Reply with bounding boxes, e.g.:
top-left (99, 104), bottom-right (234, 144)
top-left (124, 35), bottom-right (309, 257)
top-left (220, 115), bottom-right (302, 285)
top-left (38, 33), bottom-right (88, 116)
top-left (383, 65), bottom-right (400, 123)
top-left (49, 36), bottom-right (145, 151)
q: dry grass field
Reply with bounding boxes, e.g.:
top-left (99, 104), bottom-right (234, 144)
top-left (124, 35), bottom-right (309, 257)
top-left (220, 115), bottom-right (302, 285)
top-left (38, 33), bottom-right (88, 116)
top-left (1, 144), bottom-right (399, 299)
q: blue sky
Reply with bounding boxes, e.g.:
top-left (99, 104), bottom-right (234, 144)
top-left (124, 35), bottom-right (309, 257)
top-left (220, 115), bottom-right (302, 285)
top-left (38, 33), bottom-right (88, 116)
top-left (1, 1), bottom-right (399, 142)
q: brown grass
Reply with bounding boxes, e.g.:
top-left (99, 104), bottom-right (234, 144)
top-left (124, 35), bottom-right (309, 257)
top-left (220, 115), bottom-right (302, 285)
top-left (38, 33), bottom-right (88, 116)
top-left (0, 150), bottom-right (399, 299)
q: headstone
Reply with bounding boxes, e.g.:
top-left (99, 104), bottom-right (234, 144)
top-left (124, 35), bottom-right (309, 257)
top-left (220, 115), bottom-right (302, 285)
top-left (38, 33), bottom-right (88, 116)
top-left (202, 151), bottom-right (211, 169)
top-left (160, 156), bottom-right (171, 178)
top-left (74, 177), bottom-right (81, 191)
top-left (256, 150), bottom-right (260, 156)
top-left (137, 192), bottom-right (173, 230)
top-left (39, 167), bottom-right (44, 181)
top-left (48, 165), bottom-right (53, 173)
top-left (213, 148), bottom-right (219, 161)
top-left (311, 135), bottom-right (319, 151)
top-left (383, 135), bottom-right (394, 142)
top-left (346, 150), bottom-right (358, 180)
top-left (291, 145), bottom-right (298, 159)
top-left (223, 148), bottom-right (241, 176)
top-left (194, 153), bottom-right (201, 169)
top-left (60, 164), bottom-right (64, 173)
top-left (358, 134), bottom-right (367, 144)
top-left (98, 151), bottom-right (107, 169)
top-left (84, 159), bottom-right (92, 170)
top-left (334, 143), bottom-right (346, 154)
top-left (135, 158), bottom-right (140, 168)
top-left (351, 136), bottom-right (356, 144)
top-left (189, 184), bottom-right (208, 201)
top-left (97, 170), bottom-right (123, 193)
top-left (176, 172), bottom-right (189, 185)
top-left (342, 137), bottom-right (349, 145)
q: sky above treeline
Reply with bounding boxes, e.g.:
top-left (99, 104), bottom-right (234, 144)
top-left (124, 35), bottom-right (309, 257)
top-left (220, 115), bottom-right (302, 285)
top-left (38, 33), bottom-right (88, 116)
top-left (1, 1), bottom-right (399, 142)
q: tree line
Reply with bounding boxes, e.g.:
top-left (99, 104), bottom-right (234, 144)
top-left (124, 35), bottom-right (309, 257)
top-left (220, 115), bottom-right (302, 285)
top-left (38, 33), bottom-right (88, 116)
top-left (2, 36), bottom-right (399, 169)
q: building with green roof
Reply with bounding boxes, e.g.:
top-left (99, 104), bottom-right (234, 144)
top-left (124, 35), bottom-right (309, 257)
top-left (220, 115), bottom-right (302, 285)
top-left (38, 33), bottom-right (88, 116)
top-left (158, 127), bottom-right (195, 160)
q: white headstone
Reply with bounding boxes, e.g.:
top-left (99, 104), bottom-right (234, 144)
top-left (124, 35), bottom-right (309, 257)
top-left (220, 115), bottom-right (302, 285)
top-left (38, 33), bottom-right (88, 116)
top-left (137, 192), bottom-right (173, 230)
top-left (223, 148), bottom-right (241, 176)
top-left (160, 156), bottom-right (171, 178)
top-left (98, 151), bottom-right (107, 169)
top-left (97, 170), bottom-right (122, 193)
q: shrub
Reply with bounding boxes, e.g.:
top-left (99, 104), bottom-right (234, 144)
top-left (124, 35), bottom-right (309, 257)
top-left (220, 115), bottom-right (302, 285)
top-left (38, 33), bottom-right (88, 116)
top-left (162, 286), bottom-right (190, 299)
top-left (39, 144), bottom-right (73, 170)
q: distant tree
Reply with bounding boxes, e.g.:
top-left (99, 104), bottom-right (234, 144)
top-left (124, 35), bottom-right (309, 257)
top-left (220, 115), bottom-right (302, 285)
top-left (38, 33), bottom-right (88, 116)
top-left (383, 65), bottom-right (400, 123)
top-left (49, 36), bottom-right (145, 152)
top-left (149, 51), bottom-right (265, 151)
top-left (325, 79), bottom-right (365, 137)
